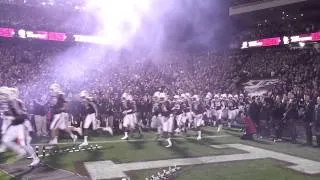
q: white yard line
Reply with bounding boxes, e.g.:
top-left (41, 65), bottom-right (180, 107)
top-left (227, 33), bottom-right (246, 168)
top-left (31, 135), bottom-right (230, 146)
top-left (0, 169), bottom-right (15, 178)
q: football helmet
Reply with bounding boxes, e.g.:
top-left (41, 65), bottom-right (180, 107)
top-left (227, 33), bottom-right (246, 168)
top-left (80, 90), bottom-right (89, 98)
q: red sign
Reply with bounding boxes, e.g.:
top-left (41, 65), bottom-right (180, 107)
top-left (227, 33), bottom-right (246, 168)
top-left (0, 28), bottom-right (15, 38)
top-left (17, 29), bottom-right (66, 42)
top-left (260, 37), bottom-right (281, 47)
top-left (48, 32), bottom-right (66, 42)
top-left (311, 32), bottom-right (320, 42)
top-left (241, 37), bottom-right (281, 49)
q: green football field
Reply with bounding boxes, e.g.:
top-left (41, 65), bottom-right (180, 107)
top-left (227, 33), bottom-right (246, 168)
top-left (0, 171), bottom-right (11, 180)
top-left (0, 127), bottom-right (320, 180)
top-left (128, 159), bottom-right (319, 180)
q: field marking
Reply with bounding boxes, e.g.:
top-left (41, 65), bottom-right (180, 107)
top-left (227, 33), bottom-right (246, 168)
top-left (0, 169), bottom-right (15, 178)
top-left (84, 143), bottom-right (320, 180)
top-left (31, 134), bottom-right (230, 146)
top-left (0, 161), bottom-right (89, 180)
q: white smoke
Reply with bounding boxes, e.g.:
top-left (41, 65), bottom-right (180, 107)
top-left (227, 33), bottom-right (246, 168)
top-left (44, 0), bottom-right (225, 87)
top-left (83, 0), bottom-right (223, 50)
top-left (85, 0), bottom-right (153, 49)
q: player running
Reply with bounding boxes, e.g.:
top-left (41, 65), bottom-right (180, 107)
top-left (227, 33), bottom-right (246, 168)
top-left (0, 87), bottom-right (40, 167)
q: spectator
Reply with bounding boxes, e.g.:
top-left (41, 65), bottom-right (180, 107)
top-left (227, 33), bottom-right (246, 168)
top-left (302, 94), bottom-right (314, 145)
top-left (248, 97), bottom-right (260, 135)
top-left (283, 97), bottom-right (298, 143)
top-left (272, 95), bottom-right (285, 141)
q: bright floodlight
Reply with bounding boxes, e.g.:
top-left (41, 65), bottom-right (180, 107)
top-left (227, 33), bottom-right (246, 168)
top-left (85, 0), bottom-right (151, 48)
top-left (299, 42), bottom-right (305, 47)
top-left (18, 29), bottom-right (26, 39)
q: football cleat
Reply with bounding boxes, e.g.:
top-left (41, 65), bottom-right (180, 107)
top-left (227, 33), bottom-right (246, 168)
top-left (79, 142), bottom-right (89, 147)
top-left (29, 158), bottom-right (40, 167)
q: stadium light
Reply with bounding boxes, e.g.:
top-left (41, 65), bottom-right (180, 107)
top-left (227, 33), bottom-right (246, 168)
top-left (299, 42), bottom-right (305, 47)
top-left (85, 0), bottom-right (151, 47)
top-left (18, 29), bottom-right (26, 39)
top-left (283, 36), bottom-right (289, 45)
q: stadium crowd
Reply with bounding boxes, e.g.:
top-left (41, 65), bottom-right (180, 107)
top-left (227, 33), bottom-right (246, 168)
top-left (0, 40), bottom-right (320, 147)
top-left (0, 3), bottom-right (97, 34)
top-left (235, 20), bottom-right (320, 42)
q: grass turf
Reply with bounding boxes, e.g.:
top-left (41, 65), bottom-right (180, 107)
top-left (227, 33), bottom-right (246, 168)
top-left (40, 128), bottom-right (320, 178)
top-left (42, 137), bottom-right (242, 174)
top-left (0, 171), bottom-right (11, 180)
top-left (129, 159), bottom-right (319, 180)
top-left (1, 127), bottom-right (320, 180)
top-left (215, 130), bottom-right (320, 161)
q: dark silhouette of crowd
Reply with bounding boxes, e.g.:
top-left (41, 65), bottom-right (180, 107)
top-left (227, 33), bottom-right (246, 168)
top-left (234, 20), bottom-right (320, 42)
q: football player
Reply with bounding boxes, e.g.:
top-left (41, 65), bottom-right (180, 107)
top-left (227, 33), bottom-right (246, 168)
top-left (159, 93), bottom-right (174, 147)
top-left (173, 95), bottom-right (185, 134)
top-left (121, 93), bottom-right (138, 140)
top-left (183, 93), bottom-right (193, 130)
top-left (191, 95), bottom-right (205, 140)
top-left (227, 94), bottom-right (236, 128)
top-left (48, 83), bottom-right (77, 144)
top-left (0, 87), bottom-right (40, 167)
top-left (213, 94), bottom-right (223, 132)
top-left (204, 92), bottom-right (213, 126)
top-left (151, 92), bottom-right (162, 139)
top-left (79, 90), bottom-right (99, 147)
top-left (220, 94), bottom-right (228, 131)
